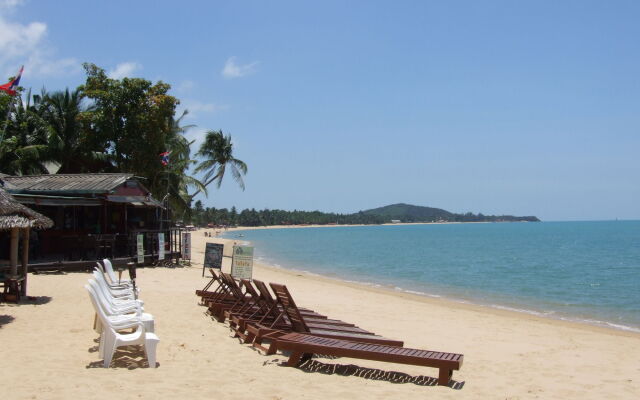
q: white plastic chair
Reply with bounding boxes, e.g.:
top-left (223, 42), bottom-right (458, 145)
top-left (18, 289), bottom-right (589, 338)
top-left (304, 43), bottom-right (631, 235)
top-left (93, 270), bottom-right (138, 300)
top-left (86, 282), bottom-right (154, 335)
top-left (88, 279), bottom-right (144, 315)
top-left (95, 262), bottom-right (136, 290)
top-left (86, 285), bottom-right (159, 368)
top-left (102, 259), bottom-right (132, 285)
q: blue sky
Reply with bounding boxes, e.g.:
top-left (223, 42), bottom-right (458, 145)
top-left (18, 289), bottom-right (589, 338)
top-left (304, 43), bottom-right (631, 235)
top-left (1, 0), bottom-right (639, 221)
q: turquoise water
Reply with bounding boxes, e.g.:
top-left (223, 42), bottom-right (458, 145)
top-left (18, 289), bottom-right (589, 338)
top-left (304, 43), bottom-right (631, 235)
top-left (226, 221), bottom-right (640, 332)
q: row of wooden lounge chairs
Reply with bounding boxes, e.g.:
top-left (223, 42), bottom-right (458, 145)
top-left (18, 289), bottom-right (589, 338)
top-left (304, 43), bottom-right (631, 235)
top-left (196, 269), bottom-right (463, 386)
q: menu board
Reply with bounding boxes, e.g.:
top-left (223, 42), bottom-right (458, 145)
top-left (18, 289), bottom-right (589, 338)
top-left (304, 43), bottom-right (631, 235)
top-left (231, 245), bottom-right (254, 280)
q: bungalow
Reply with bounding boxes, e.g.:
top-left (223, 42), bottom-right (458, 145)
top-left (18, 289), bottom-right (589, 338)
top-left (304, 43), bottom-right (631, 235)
top-left (0, 173), bottom-right (183, 270)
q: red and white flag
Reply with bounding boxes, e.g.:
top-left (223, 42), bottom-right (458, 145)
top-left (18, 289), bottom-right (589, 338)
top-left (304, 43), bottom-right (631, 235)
top-left (0, 65), bottom-right (24, 96)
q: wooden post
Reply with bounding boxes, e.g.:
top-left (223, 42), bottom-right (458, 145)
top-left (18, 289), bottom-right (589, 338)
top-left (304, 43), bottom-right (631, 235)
top-left (10, 227), bottom-right (19, 276)
top-left (21, 228), bottom-right (29, 296)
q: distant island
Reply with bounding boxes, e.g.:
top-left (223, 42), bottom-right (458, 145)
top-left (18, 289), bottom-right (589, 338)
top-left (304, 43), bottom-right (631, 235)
top-left (190, 202), bottom-right (540, 227)
top-left (361, 203), bottom-right (540, 223)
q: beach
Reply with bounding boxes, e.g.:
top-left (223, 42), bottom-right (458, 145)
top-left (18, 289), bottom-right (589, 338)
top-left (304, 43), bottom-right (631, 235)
top-left (1, 228), bottom-right (639, 399)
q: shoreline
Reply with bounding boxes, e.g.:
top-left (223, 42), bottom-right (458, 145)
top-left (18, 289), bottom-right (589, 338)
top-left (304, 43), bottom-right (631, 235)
top-left (213, 227), bottom-right (640, 337)
top-left (2, 227), bottom-right (639, 398)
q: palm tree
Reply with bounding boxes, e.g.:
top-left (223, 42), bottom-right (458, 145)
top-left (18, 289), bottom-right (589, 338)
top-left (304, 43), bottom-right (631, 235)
top-left (191, 130), bottom-right (247, 198)
top-left (154, 110), bottom-right (206, 219)
top-left (0, 90), bottom-right (50, 175)
top-left (43, 88), bottom-right (109, 173)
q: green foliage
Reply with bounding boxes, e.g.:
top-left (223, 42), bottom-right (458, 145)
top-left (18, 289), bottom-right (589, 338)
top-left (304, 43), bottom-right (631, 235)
top-left (79, 63), bottom-right (179, 192)
top-left (189, 206), bottom-right (386, 227)
top-left (0, 89), bottom-right (50, 175)
top-left (42, 88), bottom-right (108, 173)
top-left (188, 203), bottom-right (540, 226)
top-left (0, 62), bottom-right (224, 223)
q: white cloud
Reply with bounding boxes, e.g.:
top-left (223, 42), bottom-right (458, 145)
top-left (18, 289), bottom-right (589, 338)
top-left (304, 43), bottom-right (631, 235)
top-left (221, 56), bottom-right (259, 79)
top-left (107, 62), bottom-right (142, 79)
top-left (0, 1), bottom-right (78, 78)
top-left (0, 0), bottom-right (25, 10)
top-left (179, 99), bottom-right (229, 119)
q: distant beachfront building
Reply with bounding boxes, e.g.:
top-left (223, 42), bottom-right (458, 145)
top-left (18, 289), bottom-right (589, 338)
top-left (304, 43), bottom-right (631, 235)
top-left (391, 219), bottom-right (401, 223)
top-left (0, 173), bottom-right (183, 271)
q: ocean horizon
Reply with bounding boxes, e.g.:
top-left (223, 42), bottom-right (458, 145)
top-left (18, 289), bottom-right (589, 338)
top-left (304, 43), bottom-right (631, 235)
top-left (224, 221), bottom-right (640, 333)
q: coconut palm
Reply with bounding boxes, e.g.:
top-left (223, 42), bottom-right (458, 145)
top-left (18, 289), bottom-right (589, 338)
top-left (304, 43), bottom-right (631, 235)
top-left (43, 88), bottom-right (109, 173)
top-left (0, 90), bottom-right (50, 175)
top-left (191, 130), bottom-right (247, 198)
top-left (154, 110), bottom-right (207, 217)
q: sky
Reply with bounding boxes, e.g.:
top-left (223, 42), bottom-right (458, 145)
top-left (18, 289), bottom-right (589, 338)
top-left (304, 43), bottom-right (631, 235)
top-left (1, 0), bottom-right (639, 221)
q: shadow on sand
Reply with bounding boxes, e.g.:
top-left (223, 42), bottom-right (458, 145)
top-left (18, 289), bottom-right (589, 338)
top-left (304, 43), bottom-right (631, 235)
top-left (280, 358), bottom-right (465, 389)
top-left (0, 314), bottom-right (16, 328)
top-left (86, 345), bottom-right (158, 370)
top-left (21, 295), bottom-right (53, 305)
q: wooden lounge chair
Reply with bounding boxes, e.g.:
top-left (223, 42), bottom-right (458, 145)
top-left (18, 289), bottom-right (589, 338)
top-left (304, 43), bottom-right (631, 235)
top-left (231, 279), bottom-right (353, 332)
top-left (245, 283), bottom-right (404, 353)
top-left (229, 279), bottom-right (366, 340)
top-left (274, 332), bottom-right (463, 386)
top-left (252, 279), bottom-right (326, 319)
top-left (195, 268), bottom-right (223, 297)
top-left (207, 272), bottom-right (251, 322)
top-left (196, 269), bottom-right (236, 305)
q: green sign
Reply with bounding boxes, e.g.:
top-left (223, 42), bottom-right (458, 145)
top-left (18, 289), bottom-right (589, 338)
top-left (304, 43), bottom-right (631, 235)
top-left (231, 245), bottom-right (254, 280)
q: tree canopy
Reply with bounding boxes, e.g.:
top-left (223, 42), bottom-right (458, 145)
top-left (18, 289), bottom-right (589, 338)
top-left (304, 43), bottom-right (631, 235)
top-left (0, 63), bottom-right (246, 220)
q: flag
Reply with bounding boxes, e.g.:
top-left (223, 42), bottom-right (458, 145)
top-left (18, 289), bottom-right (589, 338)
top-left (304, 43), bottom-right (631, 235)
top-left (0, 66), bottom-right (24, 96)
top-left (159, 151), bottom-right (171, 166)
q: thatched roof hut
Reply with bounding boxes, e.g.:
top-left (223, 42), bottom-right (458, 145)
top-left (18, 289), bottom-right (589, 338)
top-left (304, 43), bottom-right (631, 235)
top-left (0, 187), bottom-right (53, 230)
top-left (1, 187), bottom-right (53, 299)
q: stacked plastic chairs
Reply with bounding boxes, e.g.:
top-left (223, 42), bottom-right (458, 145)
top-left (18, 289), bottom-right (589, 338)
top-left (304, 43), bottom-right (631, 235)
top-left (86, 259), bottom-right (159, 368)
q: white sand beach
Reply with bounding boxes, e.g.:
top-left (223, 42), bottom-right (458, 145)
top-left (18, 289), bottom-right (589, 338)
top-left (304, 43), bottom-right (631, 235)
top-left (1, 228), bottom-right (639, 399)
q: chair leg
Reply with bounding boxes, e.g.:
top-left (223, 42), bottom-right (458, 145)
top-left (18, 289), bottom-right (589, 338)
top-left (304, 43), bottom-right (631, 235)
top-left (438, 368), bottom-right (452, 386)
top-left (265, 341), bottom-right (278, 355)
top-left (98, 332), bottom-right (105, 358)
top-left (287, 352), bottom-right (304, 367)
top-left (144, 336), bottom-right (159, 368)
top-left (103, 336), bottom-right (116, 368)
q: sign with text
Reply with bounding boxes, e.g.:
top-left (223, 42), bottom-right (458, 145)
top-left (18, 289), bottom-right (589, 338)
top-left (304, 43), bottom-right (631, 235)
top-left (203, 243), bottom-right (224, 276)
top-left (136, 234), bottom-right (144, 264)
top-left (158, 233), bottom-right (165, 260)
top-left (182, 232), bottom-right (191, 260)
top-left (231, 245), bottom-right (254, 280)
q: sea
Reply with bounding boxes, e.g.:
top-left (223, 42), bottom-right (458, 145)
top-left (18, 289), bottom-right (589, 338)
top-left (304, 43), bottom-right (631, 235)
top-left (224, 221), bottom-right (640, 333)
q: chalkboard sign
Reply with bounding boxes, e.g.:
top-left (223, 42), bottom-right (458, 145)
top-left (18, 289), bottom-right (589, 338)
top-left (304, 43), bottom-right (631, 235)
top-left (203, 243), bottom-right (224, 277)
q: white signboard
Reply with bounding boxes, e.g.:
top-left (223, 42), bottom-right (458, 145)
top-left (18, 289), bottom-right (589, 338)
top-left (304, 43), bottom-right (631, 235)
top-left (182, 232), bottom-right (191, 260)
top-left (231, 245), bottom-right (254, 280)
top-left (158, 233), bottom-right (165, 260)
top-left (137, 234), bottom-right (144, 264)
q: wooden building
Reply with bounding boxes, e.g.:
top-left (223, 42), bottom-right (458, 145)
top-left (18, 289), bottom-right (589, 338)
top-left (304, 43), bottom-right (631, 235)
top-left (0, 173), bottom-right (182, 271)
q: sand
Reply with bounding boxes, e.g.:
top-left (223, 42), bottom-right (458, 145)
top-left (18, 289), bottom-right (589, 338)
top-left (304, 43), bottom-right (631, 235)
top-left (1, 228), bottom-right (639, 399)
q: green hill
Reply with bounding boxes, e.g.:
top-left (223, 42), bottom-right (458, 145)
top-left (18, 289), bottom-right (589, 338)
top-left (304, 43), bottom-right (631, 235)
top-left (361, 203), bottom-right (540, 223)
top-left (362, 203), bottom-right (454, 220)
